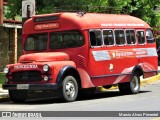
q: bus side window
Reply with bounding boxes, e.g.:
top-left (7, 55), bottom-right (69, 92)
top-left (89, 30), bottom-right (102, 47)
top-left (126, 30), bottom-right (136, 45)
top-left (137, 31), bottom-right (145, 44)
top-left (103, 30), bottom-right (114, 46)
top-left (115, 30), bottom-right (126, 45)
top-left (146, 29), bottom-right (155, 43)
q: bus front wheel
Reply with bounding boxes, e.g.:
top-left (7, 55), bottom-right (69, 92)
top-left (118, 73), bottom-right (140, 94)
top-left (59, 76), bottom-right (78, 102)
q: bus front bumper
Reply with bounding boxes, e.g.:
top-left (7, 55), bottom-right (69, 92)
top-left (2, 83), bottom-right (59, 91)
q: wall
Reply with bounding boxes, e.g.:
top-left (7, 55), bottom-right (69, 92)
top-left (0, 26), bottom-right (22, 71)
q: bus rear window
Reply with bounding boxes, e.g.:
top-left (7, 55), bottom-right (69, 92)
top-left (50, 31), bottom-right (85, 50)
top-left (146, 29), bottom-right (155, 43)
top-left (24, 33), bottom-right (47, 51)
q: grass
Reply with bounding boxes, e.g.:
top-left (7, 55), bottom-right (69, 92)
top-left (0, 72), bottom-right (5, 85)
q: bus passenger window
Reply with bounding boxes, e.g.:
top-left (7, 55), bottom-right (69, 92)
top-left (146, 29), bottom-right (155, 43)
top-left (89, 30), bottom-right (102, 46)
top-left (126, 30), bottom-right (136, 45)
top-left (137, 31), bottom-right (145, 44)
top-left (103, 30), bottom-right (114, 45)
top-left (115, 30), bottom-right (125, 45)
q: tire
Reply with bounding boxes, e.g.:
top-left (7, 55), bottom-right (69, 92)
top-left (59, 76), bottom-right (78, 102)
top-left (9, 90), bottom-right (28, 103)
top-left (118, 73), bottom-right (140, 94)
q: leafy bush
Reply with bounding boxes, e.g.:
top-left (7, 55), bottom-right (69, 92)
top-left (0, 73), bottom-right (5, 85)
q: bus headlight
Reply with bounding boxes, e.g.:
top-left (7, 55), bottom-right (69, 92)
top-left (44, 76), bottom-right (49, 81)
top-left (43, 64), bottom-right (50, 72)
top-left (4, 67), bottom-right (9, 74)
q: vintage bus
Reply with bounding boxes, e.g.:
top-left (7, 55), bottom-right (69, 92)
top-left (3, 12), bottom-right (158, 102)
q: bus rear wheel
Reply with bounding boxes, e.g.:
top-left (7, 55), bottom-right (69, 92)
top-left (118, 73), bottom-right (140, 94)
top-left (59, 76), bottom-right (78, 102)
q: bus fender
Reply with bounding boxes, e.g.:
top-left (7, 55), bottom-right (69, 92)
top-left (131, 65), bottom-right (144, 76)
top-left (77, 68), bottom-right (95, 88)
top-left (56, 66), bottom-right (82, 88)
top-left (129, 65), bottom-right (144, 81)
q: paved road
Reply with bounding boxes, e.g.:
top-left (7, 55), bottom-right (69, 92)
top-left (0, 80), bottom-right (160, 112)
top-left (1, 81), bottom-right (160, 120)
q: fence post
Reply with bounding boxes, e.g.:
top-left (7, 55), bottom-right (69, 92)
top-left (0, 0), bottom-right (3, 24)
top-left (14, 27), bottom-right (17, 63)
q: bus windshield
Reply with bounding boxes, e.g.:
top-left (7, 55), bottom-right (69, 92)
top-left (50, 31), bottom-right (84, 50)
top-left (24, 31), bottom-right (85, 51)
top-left (24, 33), bottom-right (48, 51)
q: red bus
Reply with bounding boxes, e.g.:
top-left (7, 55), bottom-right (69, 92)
top-left (3, 12), bottom-right (158, 102)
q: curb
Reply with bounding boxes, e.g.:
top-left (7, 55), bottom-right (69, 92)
top-left (140, 74), bottom-right (160, 86)
top-left (0, 95), bottom-right (10, 102)
top-left (96, 74), bottom-right (160, 92)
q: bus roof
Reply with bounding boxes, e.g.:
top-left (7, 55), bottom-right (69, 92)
top-left (23, 12), bottom-right (151, 33)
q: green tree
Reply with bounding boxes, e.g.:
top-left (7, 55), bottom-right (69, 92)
top-left (5, 0), bottom-right (160, 27)
top-left (5, 0), bottom-right (22, 19)
top-left (124, 0), bottom-right (160, 27)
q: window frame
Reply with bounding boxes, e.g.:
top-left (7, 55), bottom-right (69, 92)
top-left (24, 33), bottom-right (48, 51)
top-left (146, 29), bottom-right (155, 44)
top-left (89, 29), bottom-right (103, 48)
top-left (125, 29), bottom-right (136, 46)
top-left (49, 30), bottom-right (85, 50)
top-left (136, 30), bottom-right (146, 45)
top-left (102, 29), bottom-right (115, 46)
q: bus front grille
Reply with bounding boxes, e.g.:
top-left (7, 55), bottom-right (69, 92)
top-left (12, 71), bottom-right (42, 82)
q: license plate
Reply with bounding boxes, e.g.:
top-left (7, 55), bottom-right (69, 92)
top-left (17, 84), bottom-right (29, 90)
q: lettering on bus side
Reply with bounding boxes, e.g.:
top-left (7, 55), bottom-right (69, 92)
top-left (92, 48), bottom-right (157, 61)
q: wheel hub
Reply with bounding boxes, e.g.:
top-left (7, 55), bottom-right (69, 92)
top-left (131, 76), bottom-right (139, 92)
top-left (66, 82), bottom-right (75, 98)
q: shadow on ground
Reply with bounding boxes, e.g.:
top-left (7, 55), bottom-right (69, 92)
top-left (6, 90), bottom-right (150, 105)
